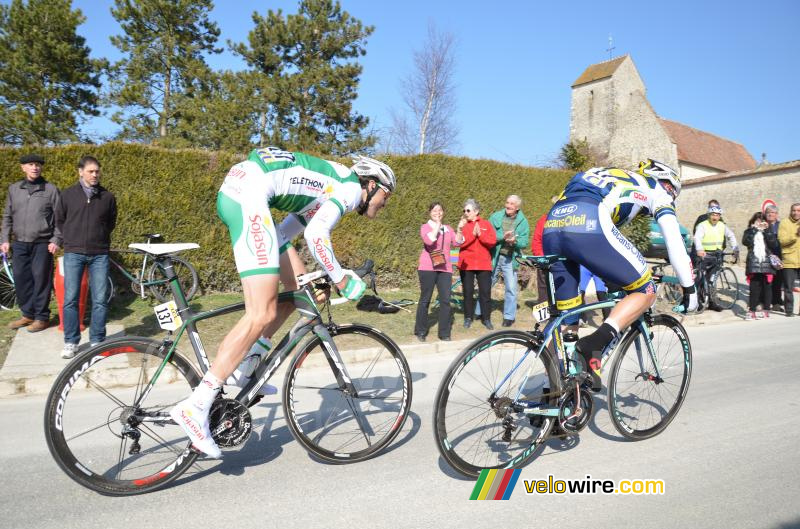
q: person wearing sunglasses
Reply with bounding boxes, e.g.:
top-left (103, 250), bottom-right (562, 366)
top-left (170, 147), bottom-right (397, 459)
top-left (455, 198), bottom-right (497, 329)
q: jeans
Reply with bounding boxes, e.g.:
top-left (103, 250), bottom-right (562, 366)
top-left (63, 253), bottom-right (109, 344)
top-left (414, 270), bottom-right (452, 339)
top-left (783, 268), bottom-right (799, 314)
top-left (476, 254), bottom-right (517, 321)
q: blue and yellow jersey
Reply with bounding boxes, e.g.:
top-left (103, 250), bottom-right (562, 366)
top-left (559, 167), bottom-right (676, 226)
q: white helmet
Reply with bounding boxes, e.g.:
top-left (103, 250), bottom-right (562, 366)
top-left (351, 156), bottom-right (396, 192)
top-left (638, 159), bottom-right (681, 197)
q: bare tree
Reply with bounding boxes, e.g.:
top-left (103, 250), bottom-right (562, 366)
top-left (388, 23), bottom-right (458, 154)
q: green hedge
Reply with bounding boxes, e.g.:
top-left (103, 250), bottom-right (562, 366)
top-left (1, 145), bottom-right (576, 289)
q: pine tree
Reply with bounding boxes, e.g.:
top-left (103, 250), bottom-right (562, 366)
top-left (108, 0), bottom-right (221, 143)
top-left (232, 0), bottom-right (375, 155)
top-left (0, 0), bottom-right (103, 145)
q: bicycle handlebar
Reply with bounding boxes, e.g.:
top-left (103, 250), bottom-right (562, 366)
top-left (296, 260), bottom-right (376, 306)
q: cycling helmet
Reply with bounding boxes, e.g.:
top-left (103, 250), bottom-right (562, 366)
top-left (637, 159), bottom-right (681, 197)
top-left (351, 156), bottom-right (396, 192)
top-left (708, 205), bottom-right (723, 215)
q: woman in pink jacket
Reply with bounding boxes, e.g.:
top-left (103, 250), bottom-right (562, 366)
top-left (414, 202), bottom-right (459, 341)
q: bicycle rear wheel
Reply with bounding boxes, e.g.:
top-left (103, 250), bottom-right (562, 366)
top-left (433, 330), bottom-right (559, 478)
top-left (283, 324), bottom-right (412, 463)
top-left (44, 338), bottom-right (201, 495)
top-left (710, 267), bottom-right (738, 310)
top-left (607, 314), bottom-right (691, 440)
top-left (148, 256), bottom-right (199, 302)
top-left (0, 260), bottom-right (16, 310)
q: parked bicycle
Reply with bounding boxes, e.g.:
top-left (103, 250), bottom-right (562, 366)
top-left (694, 251), bottom-right (739, 312)
top-left (433, 255), bottom-right (692, 478)
top-left (0, 251), bottom-right (15, 310)
top-left (44, 244), bottom-right (412, 495)
top-left (109, 233), bottom-right (199, 303)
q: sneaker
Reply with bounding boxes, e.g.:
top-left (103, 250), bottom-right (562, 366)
top-left (772, 304), bottom-right (784, 314)
top-left (755, 311), bottom-right (766, 319)
top-left (61, 343), bottom-right (78, 359)
top-left (169, 398), bottom-right (222, 458)
top-left (745, 311), bottom-right (756, 321)
top-left (762, 311), bottom-right (769, 319)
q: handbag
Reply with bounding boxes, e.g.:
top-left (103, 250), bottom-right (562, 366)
top-left (769, 254), bottom-right (783, 270)
top-left (429, 228), bottom-right (447, 268)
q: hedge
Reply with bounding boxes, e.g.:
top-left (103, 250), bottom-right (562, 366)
top-left (1, 144), bottom-right (661, 290)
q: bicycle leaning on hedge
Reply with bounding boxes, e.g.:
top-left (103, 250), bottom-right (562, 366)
top-left (44, 244), bottom-right (412, 495)
top-left (433, 255), bottom-right (692, 478)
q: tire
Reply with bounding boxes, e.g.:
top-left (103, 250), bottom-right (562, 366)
top-left (44, 337), bottom-right (202, 495)
top-left (0, 261), bottom-right (16, 310)
top-left (710, 267), bottom-right (738, 310)
top-left (607, 314), bottom-right (692, 440)
top-left (148, 256), bottom-right (199, 303)
top-left (283, 324), bottom-right (412, 463)
top-left (433, 330), bottom-right (560, 478)
top-left (106, 276), bottom-right (115, 304)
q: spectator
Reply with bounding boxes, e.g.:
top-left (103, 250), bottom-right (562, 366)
top-left (478, 195), bottom-right (530, 327)
top-left (777, 203), bottom-right (800, 317)
top-left (531, 212), bottom-right (548, 303)
top-left (1, 153), bottom-right (61, 332)
top-left (741, 212), bottom-right (779, 320)
top-left (691, 199), bottom-right (722, 263)
top-left (56, 156), bottom-right (117, 358)
top-left (579, 265), bottom-right (611, 326)
top-left (456, 199), bottom-right (496, 329)
top-left (414, 202), bottom-right (459, 342)
top-left (764, 204), bottom-right (784, 313)
top-left (693, 204), bottom-right (739, 311)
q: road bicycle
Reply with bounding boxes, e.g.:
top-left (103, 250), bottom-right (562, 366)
top-left (44, 244), bottom-right (412, 495)
top-left (109, 233), bottom-right (199, 303)
top-left (433, 255), bottom-right (692, 478)
top-left (694, 251), bottom-right (739, 312)
top-left (0, 234), bottom-right (199, 310)
top-left (650, 260), bottom-right (682, 311)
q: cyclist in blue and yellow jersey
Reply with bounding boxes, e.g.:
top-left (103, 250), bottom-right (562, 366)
top-left (171, 147), bottom-right (396, 458)
top-left (542, 159), bottom-right (698, 391)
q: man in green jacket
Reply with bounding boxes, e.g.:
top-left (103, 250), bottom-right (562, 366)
top-left (777, 203), bottom-right (800, 317)
top-left (476, 195), bottom-right (530, 326)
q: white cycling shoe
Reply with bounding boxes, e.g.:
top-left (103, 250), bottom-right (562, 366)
top-left (169, 398), bottom-right (222, 459)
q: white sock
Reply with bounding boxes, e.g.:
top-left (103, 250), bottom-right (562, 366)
top-left (604, 319), bottom-right (621, 335)
top-left (191, 371), bottom-right (222, 412)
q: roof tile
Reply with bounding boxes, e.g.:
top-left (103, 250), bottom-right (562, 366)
top-left (660, 119), bottom-right (756, 173)
top-left (572, 56), bottom-right (628, 87)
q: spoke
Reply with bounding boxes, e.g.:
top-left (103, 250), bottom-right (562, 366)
top-left (64, 417), bottom-right (120, 443)
top-left (83, 374), bottom-right (128, 408)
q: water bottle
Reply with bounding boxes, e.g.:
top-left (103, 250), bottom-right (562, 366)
top-left (563, 331), bottom-right (580, 375)
top-left (226, 338), bottom-right (272, 386)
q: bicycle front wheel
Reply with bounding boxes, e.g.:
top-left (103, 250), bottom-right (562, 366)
top-left (710, 267), bottom-right (738, 310)
top-left (283, 324), bottom-right (412, 463)
top-left (148, 256), bottom-right (199, 302)
top-left (607, 314), bottom-right (692, 440)
top-left (0, 261), bottom-right (16, 310)
top-left (44, 338), bottom-right (202, 495)
top-left (433, 330), bottom-right (560, 478)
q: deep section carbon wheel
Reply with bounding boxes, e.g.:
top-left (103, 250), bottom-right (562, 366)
top-left (283, 324), bottom-right (412, 463)
top-left (44, 338), bottom-right (202, 495)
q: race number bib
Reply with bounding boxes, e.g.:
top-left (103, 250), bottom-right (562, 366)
top-left (154, 301), bottom-right (183, 331)
top-left (531, 301), bottom-right (550, 323)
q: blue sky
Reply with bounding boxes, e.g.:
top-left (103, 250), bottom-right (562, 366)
top-left (62, 0), bottom-right (800, 166)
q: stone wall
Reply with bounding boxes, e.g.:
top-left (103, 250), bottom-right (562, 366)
top-left (676, 161), bottom-right (800, 237)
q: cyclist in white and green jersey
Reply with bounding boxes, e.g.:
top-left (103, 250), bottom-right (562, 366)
top-left (171, 147), bottom-right (397, 458)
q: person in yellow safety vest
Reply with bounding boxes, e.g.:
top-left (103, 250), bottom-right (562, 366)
top-left (694, 204), bottom-right (739, 310)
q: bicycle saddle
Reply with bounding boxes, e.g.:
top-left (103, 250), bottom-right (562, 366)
top-left (129, 243), bottom-right (199, 255)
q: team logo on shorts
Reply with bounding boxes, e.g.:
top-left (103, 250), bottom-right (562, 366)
top-left (247, 214), bottom-right (274, 266)
top-left (552, 204), bottom-right (578, 218)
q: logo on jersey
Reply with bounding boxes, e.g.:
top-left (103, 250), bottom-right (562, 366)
top-left (302, 201), bottom-right (323, 221)
top-left (552, 204), bottom-right (578, 218)
top-left (313, 237), bottom-right (335, 272)
top-left (247, 214), bottom-right (274, 266)
top-left (257, 147), bottom-right (295, 164)
top-left (586, 219), bottom-right (598, 232)
top-left (225, 166), bottom-right (247, 180)
top-left (632, 191), bottom-right (647, 202)
top-left (290, 176), bottom-right (326, 191)
top-left (544, 214), bottom-right (587, 229)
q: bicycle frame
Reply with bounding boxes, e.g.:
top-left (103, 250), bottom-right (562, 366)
top-left (491, 259), bottom-right (664, 419)
top-left (130, 255), bottom-right (355, 413)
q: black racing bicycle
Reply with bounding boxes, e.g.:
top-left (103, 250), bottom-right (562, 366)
top-left (694, 251), bottom-right (739, 312)
top-left (433, 255), bottom-right (692, 478)
top-left (44, 245), bottom-right (412, 495)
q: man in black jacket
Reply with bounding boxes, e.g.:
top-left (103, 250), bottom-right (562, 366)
top-left (1, 153), bottom-right (61, 332)
top-left (56, 156), bottom-right (117, 359)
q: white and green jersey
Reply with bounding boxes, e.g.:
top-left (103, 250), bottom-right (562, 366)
top-left (217, 147), bottom-right (362, 282)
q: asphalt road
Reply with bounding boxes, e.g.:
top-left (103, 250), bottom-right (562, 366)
top-left (1, 317), bottom-right (798, 529)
